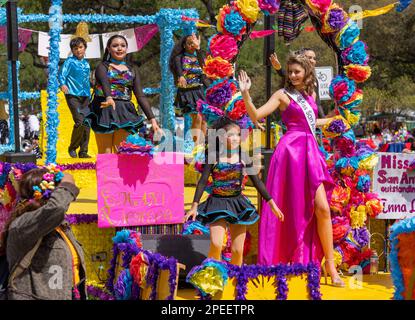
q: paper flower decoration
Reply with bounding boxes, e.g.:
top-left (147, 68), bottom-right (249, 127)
top-left (321, 4), bottom-right (348, 34)
top-left (235, 0), bottom-right (260, 23)
top-left (339, 88), bottom-right (363, 110)
top-left (130, 252), bottom-right (149, 288)
top-left (329, 75), bottom-right (356, 105)
top-left (350, 205), bottom-right (367, 229)
top-left (197, 100), bottom-right (225, 126)
top-left (341, 40), bottom-right (369, 65)
top-left (205, 78), bottom-right (238, 108)
top-left (186, 258), bottom-right (229, 297)
top-left (203, 56), bottom-right (234, 80)
top-left (322, 115), bottom-right (350, 138)
top-left (335, 19), bottom-right (360, 50)
top-left (117, 134), bottom-right (154, 157)
top-left (258, 0), bottom-right (280, 15)
top-left (217, 5), bottom-right (247, 39)
top-left (305, 0), bottom-right (333, 15)
top-left (208, 34), bottom-right (239, 61)
top-left (345, 65), bottom-right (371, 83)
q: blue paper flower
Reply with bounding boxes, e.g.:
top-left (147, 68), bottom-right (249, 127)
top-left (337, 20), bottom-right (360, 50)
top-left (224, 10), bottom-right (246, 36)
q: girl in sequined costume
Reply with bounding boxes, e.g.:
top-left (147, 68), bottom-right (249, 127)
top-left (169, 34), bottom-right (209, 146)
top-left (185, 117), bottom-right (283, 266)
top-left (83, 35), bottom-right (162, 154)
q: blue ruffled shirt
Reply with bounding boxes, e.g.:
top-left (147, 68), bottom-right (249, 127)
top-left (58, 56), bottom-right (91, 97)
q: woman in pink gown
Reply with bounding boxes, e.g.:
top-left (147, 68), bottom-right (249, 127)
top-left (238, 54), bottom-right (344, 287)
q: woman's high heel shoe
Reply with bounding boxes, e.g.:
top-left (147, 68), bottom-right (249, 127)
top-left (321, 259), bottom-right (345, 288)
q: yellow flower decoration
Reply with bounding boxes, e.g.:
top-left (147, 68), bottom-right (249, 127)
top-left (358, 154), bottom-right (378, 170)
top-left (40, 180), bottom-right (55, 191)
top-left (322, 115), bottom-right (350, 138)
top-left (343, 109), bottom-right (361, 127)
top-left (235, 0), bottom-right (260, 23)
top-left (333, 250), bottom-right (343, 267)
top-left (350, 205), bottom-right (367, 229)
top-left (189, 266), bottom-right (226, 296)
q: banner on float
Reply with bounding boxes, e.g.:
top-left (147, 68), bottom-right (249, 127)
top-left (373, 152), bottom-right (415, 219)
top-left (38, 32), bottom-right (101, 59)
top-left (101, 28), bottom-right (139, 54)
top-left (97, 152), bottom-right (184, 228)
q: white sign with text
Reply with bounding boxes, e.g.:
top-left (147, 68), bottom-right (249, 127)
top-left (373, 152), bottom-right (415, 219)
top-left (315, 66), bottom-right (333, 101)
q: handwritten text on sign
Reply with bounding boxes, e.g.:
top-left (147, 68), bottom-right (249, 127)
top-left (373, 153), bottom-right (415, 219)
top-left (97, 152), bottom-right (184, 228)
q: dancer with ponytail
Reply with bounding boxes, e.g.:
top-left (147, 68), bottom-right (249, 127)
top-left (84, 35), bottom-right (162, 154)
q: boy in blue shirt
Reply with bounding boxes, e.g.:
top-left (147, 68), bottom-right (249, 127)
top-left (59, 37), bottom-right (91, 158)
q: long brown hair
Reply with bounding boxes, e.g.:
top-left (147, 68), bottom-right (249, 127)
top-left (0, 168), bottom-right (57, 250)
top-left (284, 54), bottom-right (316, 96)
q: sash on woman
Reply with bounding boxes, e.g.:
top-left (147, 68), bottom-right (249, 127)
top-left (284, 89), bottom-right (317, 139)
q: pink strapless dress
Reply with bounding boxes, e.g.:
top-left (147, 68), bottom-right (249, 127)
top-left (258, 94), bottom-right (334, 265)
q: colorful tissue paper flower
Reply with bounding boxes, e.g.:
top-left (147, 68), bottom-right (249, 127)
top-left (335, 19), bottom-right (360, 50)
top-left (329, 75), bottom-right (356, 105)
top-left (352, 227), bottom-right (370, 248)
top-left (118, 134), bottom-right (155, 157)
top-left (322, 116), bottom-right (350, 138)
top-left (197, 100), bottom-right (225, 126)
top-left (339, 240), bottom-right (361, 268)
top-left (345, 65), bottom-right (371, 83)
top-left (350, 205), bottom-right (367, 229)
top-left (339, 89), bottom-right (363, 110)
top-left (332, 216), bottom-right (351, 245)
top-left (208, 34), bottom-right (239, 61)
top-left (341, 41), bottom-right (369, 65)
top-left (365, 198), bottom-right (383, 218)
top-left (321, 4), bottom-right (348, 34)
top-left (357, 174), bottom-right (371, 193)
top-left (340, 108), bottom-right (361, 127)
top-left (203, 56), bottom-right (234, 80)
top-left (335, 157), bottom-right (359, 176)
top-left (235, 0), bottom-right (260, 23)
top-left (205, 79), bottom-right (238, 108)
top-left (258, 0), bottom-right (280, 15)
top-left (333, 249), bottom-right (343, 268)
top-left (225, 94), bottom-right (248, 120)
top-left (217, 5), bottom-right (247, 39)
top-left (330, 185), bottom-right (350, 213)
top-left (334, 137), bottom-right (356, 158)
top-left (358, 153), bottom-right (378, 170)
top-left (186, 258), bottom-right (229, 297)
top-left (182, 220), bottom-right (210, 235)
top-left (356, 143), bottom-right (374, 158)
top-left (305, 0), bottom-right (332, 15)
top-left (130, 252), bottom-right (149, 288)
top-left (235, 114), bottom-right (255, 130)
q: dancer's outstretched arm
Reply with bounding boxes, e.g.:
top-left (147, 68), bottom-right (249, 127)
top-left (238, 70), bottom-right (283, 123)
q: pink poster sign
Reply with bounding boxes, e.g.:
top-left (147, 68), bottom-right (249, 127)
top-left (97, 152), bottom-right (184, 228)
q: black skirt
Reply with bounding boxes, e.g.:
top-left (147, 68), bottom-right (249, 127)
top-left (175, 86), bottom-right (205, 116)
top-left (83, 96), bottom-right (144, 134)
top-left (196, 194), bottom-right (259, 226)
